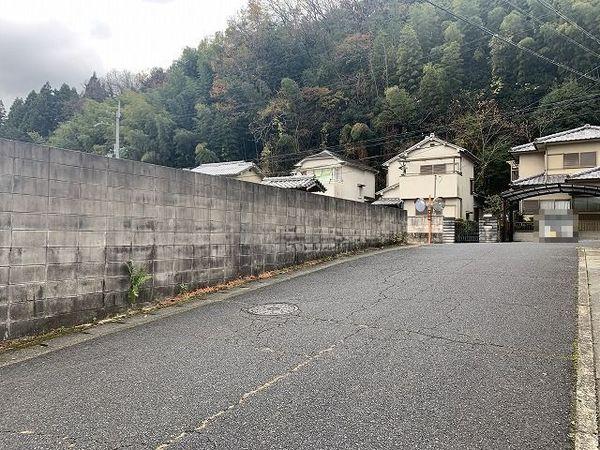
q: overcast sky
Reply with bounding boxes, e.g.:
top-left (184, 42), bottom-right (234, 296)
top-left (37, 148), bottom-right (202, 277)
top-left (0, 0), bottom-right (248, 107)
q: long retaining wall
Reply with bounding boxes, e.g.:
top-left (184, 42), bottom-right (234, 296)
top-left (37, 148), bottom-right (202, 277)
top-left (0, 139), bottom-right (406, 339)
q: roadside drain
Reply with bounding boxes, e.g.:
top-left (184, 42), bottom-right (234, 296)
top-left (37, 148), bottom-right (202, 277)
top-left (246, 303), bottom-right (299, 316)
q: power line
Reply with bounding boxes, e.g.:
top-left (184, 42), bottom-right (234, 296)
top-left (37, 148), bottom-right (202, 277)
top-left (531, 0), bottom-right (600, 47)
top-left (498, 0), bottom-right (600, 60)
top-left (256, 91), bottom-right (600, 166)
top-left (422, 0), bottom-right (600, 82)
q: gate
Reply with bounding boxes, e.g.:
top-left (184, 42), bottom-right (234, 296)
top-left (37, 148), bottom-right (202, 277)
top-left (454, 219), bottom-right (479, 243)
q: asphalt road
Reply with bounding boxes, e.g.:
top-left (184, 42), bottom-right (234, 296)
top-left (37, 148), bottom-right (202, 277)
top-left (0, 243), bottom-right (577, 449)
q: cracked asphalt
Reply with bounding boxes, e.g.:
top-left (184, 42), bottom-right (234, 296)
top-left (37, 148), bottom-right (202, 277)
top-left (0, 243), bottom-right (577, 449)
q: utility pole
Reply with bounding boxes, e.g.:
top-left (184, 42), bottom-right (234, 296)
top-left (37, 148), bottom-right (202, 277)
top-left (114, 100), bottom-right (121, 158)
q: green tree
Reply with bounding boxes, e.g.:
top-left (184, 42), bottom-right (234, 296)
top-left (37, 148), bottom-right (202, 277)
top-left (396, 25), bottom-right (423, 93)
top-left (534, 80), bottom-right (600, 134)
top-left (195, 142), bottom-right (218, 164)
top-left (419, 63), bottom-right (450, 119)
top-left (375, 86), bottom-right (416, 134)
top-left (49, 99), bottom-right (115, 154)
top-left (83, 72), bottom-right (109, 102)
top-left (0, 100), bottom-right (5, 126)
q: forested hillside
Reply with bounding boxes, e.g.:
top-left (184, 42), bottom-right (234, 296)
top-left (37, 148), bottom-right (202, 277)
top-left (2, 0), bottom-right (600, 196)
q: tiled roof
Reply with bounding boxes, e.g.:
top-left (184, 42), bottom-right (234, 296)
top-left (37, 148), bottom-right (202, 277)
top-left (567, 166), bottom-right (600, 180)
top-left (537, 124), bottom-right (600, 144)
top-left (511, 173), bottom-right (568, 186)
top-left (190, 161), bottom-right (261, 177)
top-left (510, 142), bottom-right (537, 154)
top-left (510, 124), bottom-right (600, 153)
top-left (372, 197), bottom-right (404, 206)
top-left (511, 166), bottom-right (600, 186)
top-left (295, 150), bottom-right (378, 173)
top-left (261, 175), bottom-right (326, 192)
top-left (375, 183), bottom-right (399, 196)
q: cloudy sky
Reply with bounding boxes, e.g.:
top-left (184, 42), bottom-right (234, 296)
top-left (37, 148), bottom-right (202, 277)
top-left (0, 0), bottom-right (248, 107)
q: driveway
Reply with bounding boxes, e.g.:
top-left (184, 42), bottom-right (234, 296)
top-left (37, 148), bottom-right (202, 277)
top-left (0, 243), bottom-right (577, 449)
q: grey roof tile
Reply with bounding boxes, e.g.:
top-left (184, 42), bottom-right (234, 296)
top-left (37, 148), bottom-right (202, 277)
top-left (261, 175), bottom-right (326, 192)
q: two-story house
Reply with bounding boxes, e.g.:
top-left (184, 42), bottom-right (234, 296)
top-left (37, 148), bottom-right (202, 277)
top-left (507, 124), bottom-right (600, 240)
top-left (293, 150), bottom-right (377, 202)
top-left (377, 134), bottom-right (479, 219)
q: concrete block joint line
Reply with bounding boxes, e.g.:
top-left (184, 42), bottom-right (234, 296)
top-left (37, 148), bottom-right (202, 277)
top-left (575, 248), bottom-right (599, 450)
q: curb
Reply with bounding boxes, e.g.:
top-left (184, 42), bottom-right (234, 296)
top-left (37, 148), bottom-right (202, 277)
top-left (0, 244), bottom-right (418, 368)
top-left (575, 248), bottom-right (599, 449)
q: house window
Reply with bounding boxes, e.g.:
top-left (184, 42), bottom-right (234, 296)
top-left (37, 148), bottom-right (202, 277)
top-left (511, 165), bottom-right (519, 181)
top-left (433, 164), bottom-right (446, 174)
top-left (357, 184), bottom-right (365, 199)
top-left (563, 152), bottom-right (597, 168)
top-left (522, 200), bottom-right (539, 215)
top-left (312, 167), bottom-right (341, 182)
top-left (581, 152), bottom-right (597, 167)
top-left (420, 164), bottom-right (447, 175)
top-left (470, 179), bottom-right (474, 195)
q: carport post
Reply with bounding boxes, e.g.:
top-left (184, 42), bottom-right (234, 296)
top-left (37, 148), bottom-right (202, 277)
top-left (502, 198), bottom-right (508, 242)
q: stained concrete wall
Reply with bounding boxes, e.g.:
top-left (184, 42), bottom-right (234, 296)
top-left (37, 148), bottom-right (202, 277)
top-left (406, 216), bottom-right (444, 243)
top-left (0, 139), bottom-right (406, 339)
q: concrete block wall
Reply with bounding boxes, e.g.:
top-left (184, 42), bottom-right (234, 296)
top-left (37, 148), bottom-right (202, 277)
top-left (0, 139), bottom-right (406, 339)
top-left (478, 215), bottom-right (499, 243)
top-left (406, 216), bottom-right (444, 244)
top-left (442, 218), bottom-right (455, 244)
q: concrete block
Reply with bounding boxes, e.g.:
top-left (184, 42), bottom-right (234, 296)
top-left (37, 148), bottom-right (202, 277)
top-left (49, 179), bottom-right (80, 199)
top-left (15, 142), bottom-right (49, 162)
top-left (80, 152), bottom-right (108, 170)
top-left (0, 286), bottom-right (8, 304)
top-left (78, 216), bottom-right (107, 231)
top-left (0, 213), bottom-right (10, 230)
top-left (44, 280), bottom-right (77, 299)
top-left (34, 297), bottom-right (74, 317)
top-left (48, 214), bottom-right (79, 231)
top-left (9, 282), bottom-right (45, 303)
top-left (13, 175), bottom-right (48, 196)
top-left (12, 193), bottom-right (46, 213)
top-left (77, 262), bottom-right (105, 278)
top-left (10, 265), bottom-right (46, 284)
top-left (78, 231), bottom-right (106, 247)
top-left (49, 162), bottom-right (80, 182)
top-left (0, 139), bottom-right (15, 158)
top-left (12, 212), bottom-right (46, 230)
top-left (48, 146), bottom-right (82, 166)
top-left (77, 278), bottom-right (103, 295)
top-left (9, 301), bottom-right (35, 321)
top-left (47, 263), bottom-right (77, 281)
top-left (13, 159), bottom-right (48, 180)
top-left (47, 247), bottom-right (77, 264)
top-left (12, 230), bottom-right (47, 247)
top-left (78, 247), bottom-right (105, 263)
top-left (105, 245), bottom-right (132, 262)
top-left (80, 167), bottom-right (107, 186)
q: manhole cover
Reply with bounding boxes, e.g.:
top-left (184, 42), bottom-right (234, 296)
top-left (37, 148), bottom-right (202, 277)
top-left (246, 303), bottom-right (299, 316)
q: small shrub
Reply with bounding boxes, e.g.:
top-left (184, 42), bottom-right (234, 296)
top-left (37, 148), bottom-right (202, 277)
top-left (127, 261), bottom-right (152, 304)
top-left (391, 232), bottom-right (408, 245)
top-left (178, 283), bottom-right (190, 295)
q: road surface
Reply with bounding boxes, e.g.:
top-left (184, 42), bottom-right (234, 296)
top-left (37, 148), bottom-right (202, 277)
top-left (0, 243), bottom-right (577, 449)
